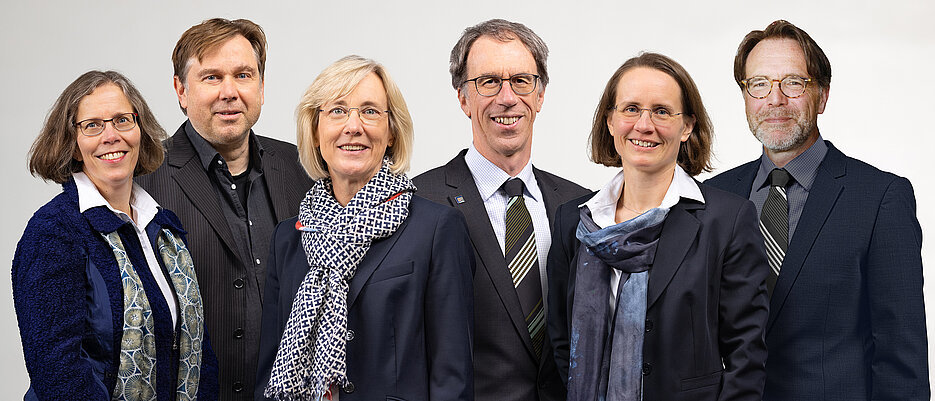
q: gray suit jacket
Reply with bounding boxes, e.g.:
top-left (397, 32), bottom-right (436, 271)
top-left (135, 122), bottom-right (314, 401)
top-left (413, 149), bottom-right (589, 401)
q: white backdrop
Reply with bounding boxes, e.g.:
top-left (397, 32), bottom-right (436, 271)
top-left (2, 0), bottom-right (933, 393)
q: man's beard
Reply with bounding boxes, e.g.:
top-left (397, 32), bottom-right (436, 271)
top-left (747, 108), bottom-right (816, 152)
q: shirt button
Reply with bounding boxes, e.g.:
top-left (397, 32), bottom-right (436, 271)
top-left (232, 381), bottom-right (244, 392)
top-left (217, 160), bottom-right (223, 165)
top-left (231, 183), bottom-right (237, 190)
top-left (249, 220), bottom-right (253, 226)
top-left (255, 258), bottom-right (261, 265)
top-left (642, 362), bottom-right (652, 375)
top-left (233, 278), bottom-right (244, 289)
top-left (346, 329), bottom-right (355, 342)
top-left (645, 319), bottom-right (654, 332)
top-left (233, 327), bottom-right (244, 339)
top-left (343, 381), bottom-right (355, 393)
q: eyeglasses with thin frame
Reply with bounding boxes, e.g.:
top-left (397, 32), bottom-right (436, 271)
top-left (317, 106), bottom-right (391, 125)
top-left (463, 73), bottom-right (539, 97)
top-left (74, 113), bottom-right (138, 136)
top-left (741, 75), bottom-right (812, 99)
top-left (611, 105), bottom-right (685, 126)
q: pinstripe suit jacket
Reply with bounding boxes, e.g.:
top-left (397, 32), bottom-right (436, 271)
top-left (413, 149), bottom-right (589, 401)
top-left (135, 122), bottom-right (313, 400)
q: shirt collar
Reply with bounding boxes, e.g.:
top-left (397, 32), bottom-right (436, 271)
top-left (74, 172), bottom-right (160, 228)
top-left (754, 135), bottom-right (827, 191)
top-left (464, 144), bottom-right (542, 202)
top-left (185, 120), bottom-right (265, 173)
top-left (582, 165), bottom-right (704, 228)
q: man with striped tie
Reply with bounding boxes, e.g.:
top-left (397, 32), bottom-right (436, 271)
top-left (414, 19), bottom-right (588, 401)
top-left (706, 20), bottom-right (928, 401)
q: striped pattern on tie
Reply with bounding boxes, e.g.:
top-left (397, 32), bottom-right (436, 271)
top-left (503, 178), bottom-right (545, 359)
top-left (759, 168), bottom-right (791, 294)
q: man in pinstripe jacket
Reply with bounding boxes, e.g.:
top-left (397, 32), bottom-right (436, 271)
top-left (136, 18), bottom-right (313, 400)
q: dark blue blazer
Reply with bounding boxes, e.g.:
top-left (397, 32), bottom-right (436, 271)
top-left (706, 141), bottom-right (929, 400)
top-left (12, 179), bottom-right (218, 401)
top-left (548, 183), bottom-right (770, 401)
top-left (255, 195), bottom-right (474, 401)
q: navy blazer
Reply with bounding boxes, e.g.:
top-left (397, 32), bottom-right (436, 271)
top-left (255, 195), bottom-right (475, 401)
top-left (706, 141), bottom-right (929, 400)
top-left (548, 183), bottom-right (769, 401)
top-left (12, 179), bottom-right (218, 401)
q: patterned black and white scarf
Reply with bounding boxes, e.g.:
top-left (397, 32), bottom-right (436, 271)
top-left (265, 158), bottom-right (414, 400)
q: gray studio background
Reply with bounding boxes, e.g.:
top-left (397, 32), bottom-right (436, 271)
top-left (2, 0), bottom-right (933, 392)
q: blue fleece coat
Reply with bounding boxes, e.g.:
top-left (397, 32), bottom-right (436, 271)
top-left (12, 179), bottom-right (218, 401)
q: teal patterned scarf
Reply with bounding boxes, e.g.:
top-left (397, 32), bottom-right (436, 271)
top-left (101, 228), bottom-right (204, 400)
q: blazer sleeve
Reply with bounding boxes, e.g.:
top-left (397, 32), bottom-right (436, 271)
top-left (546, 201), bottom-right (576, 386)
top-left (717, 200), bottom-right (770, 401)
top-left (425, 208), bottom-right (475, 401)
top-left (12, 216), bottom-right (110, 400)
top-left (866, 177), bottom-right (930, 400)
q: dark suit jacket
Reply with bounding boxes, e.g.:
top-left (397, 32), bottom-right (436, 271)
top-left (412, 150), bottom-right (589, 401)
top-left (135, 122), bottom-right (314, 400)
top-left (255, 196), bottom-right (475, 400)
top-left (548, 184), bottom-right (770, 400)
top-left (705, 141), bottom-right (930, 400)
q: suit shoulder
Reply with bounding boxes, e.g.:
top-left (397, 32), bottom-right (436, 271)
top-left (410, 195), bottom-right (460, 220)
top-left (534, 167), bottom-right (589, 195)
top-left (698, 182), bottom-right (754, 206)
top-left (706, 160), bottom-right (758, 187)
top-left (412, 165), bottom-right (447, 189)
top-left (257, 135), bottom-right (299, 153)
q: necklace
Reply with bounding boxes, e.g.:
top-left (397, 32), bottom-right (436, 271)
top-left (620, 202), bottom-right (649, 215)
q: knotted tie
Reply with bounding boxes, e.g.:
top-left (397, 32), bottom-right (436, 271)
top-left (760, 168), bottom-right (792, 295)
top-left (503, 178), bottom-right (545, 359)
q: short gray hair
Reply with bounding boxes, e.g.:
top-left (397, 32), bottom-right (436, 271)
top-left (449, 19), bottom-right (549, 90)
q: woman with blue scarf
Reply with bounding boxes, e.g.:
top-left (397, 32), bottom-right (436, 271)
top-left (547, 53), bottom-right (770, 400)
top-left (13, 70), bottom-right (218, 400)
top-left (255, 55), bottom-right (474, 401)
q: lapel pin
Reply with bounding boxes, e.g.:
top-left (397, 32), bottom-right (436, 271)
top-left (455, 195), bottom-right (466, 204)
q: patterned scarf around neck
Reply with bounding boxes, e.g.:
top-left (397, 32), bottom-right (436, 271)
top-left (567, 206), bottom-right (668, 401)
top-left (265, 158), bottom-right (414, 400)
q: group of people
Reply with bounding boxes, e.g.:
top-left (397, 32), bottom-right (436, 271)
top-left (11, 16), bottom-right (928, 401)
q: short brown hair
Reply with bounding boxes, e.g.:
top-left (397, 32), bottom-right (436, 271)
top-left (449, 19), bottom-right (549, 90)
top-left (589, 52), bottom-right (713, 176)
top-left (296, 55), bottom-right (413, 180)
top-left (173, 18), bottom-right (267, 85)
top-left (734, 20), bottom-right (831, 90)
top-left (28, 70), bottom-right (167, 184)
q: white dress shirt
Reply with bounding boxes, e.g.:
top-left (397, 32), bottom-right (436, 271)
top-left (581, 165), bottom-right (705, 307)
top-left (75, 172), bottom-right (178, 325)
top-left (464, 144), bottom-right (552, 301)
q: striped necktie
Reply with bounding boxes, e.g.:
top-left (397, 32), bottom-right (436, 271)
top-left (503, 178), bottom-right (545, 359)
top-left (760, 168), bottom-right (792, 295)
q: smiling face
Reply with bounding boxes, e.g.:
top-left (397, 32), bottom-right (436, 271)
top-left (316, 72), bottom-right (393, 191)
top-left (743, 38), bottom-right (828, 156)
top-left (75, 83), bottom-right (141, 196)
top-left (607, 67), bottom-right (693, 177)
top-left (458, 35), bottom-right (544, 169)
top-left (174, 35), bottom-right (264, 148)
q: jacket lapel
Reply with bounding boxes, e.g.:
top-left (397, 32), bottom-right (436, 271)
top-left (532, 167), bottom-right (562, 230)
top-left (346, 215), bottom-right (409, 309)
top-left (444, 152), bottom-right (536, 356)
top-left (766, 143), bottom-right (846, 331)
top-left (262, 147), bottom-right (300, 221)
top-left (167, 126), bottom-right (244, 266)
top-left (647, 200), bottom-right (703, 308)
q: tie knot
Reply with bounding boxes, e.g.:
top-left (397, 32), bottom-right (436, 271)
top-left (503, 178), bottom-right (525, 198)
top-left (768, 168), bottom-right (792, 188)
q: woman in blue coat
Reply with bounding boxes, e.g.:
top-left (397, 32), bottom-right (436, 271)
top-left (13, 70), bottom-right (218, 400)
top-left (255, 55), bottom-right (475, 401)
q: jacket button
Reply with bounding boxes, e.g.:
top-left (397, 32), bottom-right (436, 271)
top-left (234, 328), bottom-right (244, 339)
top-left (232, 381), bottom-right (244, 392)
top-left (642, 362), bottom-right (652, 375)
top-left (343, 381), bottom-right (355, 393)
top-left (233, 278), bottom-right (244, 289)
top-left (645, 319), bottom-right (654, 332)
top-left (346, 329), bottom-right (355, 342)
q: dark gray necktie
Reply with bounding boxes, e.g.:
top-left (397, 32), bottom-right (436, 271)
top-left (759, 168), bottom-right (792, 295)
top-left (503, 178), bottom-right (544, 359)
